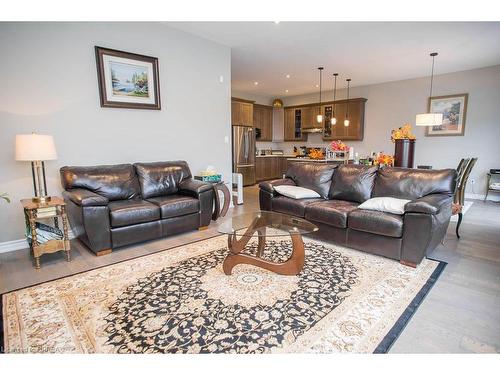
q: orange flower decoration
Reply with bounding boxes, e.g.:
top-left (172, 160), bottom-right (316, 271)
top-left (391, 123), bottom-right (416, 143)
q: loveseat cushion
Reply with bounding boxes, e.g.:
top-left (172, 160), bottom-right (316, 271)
top-left (329, 165), bottom-right (378, 203)
top-left (147, 195), bottom-right (200, 219)
top-left (272, 196), bottom-right (324, 217)
top-left (305, 200), bottom-right (359, 228)
top-left (60, 164), bottom-right (140, 201)
top-left (134, 161), bottom-right (192, 199)
top-left (108, 199), bottom-right (160, 228)
top-left (373, 167), bottom-right (457, 200)
top-left (285, 163), bottom-right (336, 199)
top-left (348, 209), bottom-right (403, 238)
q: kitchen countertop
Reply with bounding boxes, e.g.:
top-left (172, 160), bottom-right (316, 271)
top-left (286, 158), bottom-right (348, 163)
top-left (255, 154), bottom-right (295, 158)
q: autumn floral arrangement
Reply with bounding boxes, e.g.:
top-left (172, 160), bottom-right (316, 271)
top-left (308, 148), bottom-right (325, 160)
top-left (330, 140), bottom-right (348, 151)
top-left (375, 153), bottom-right (394, 167)
top-left (391, 123), bottom-right (416, 143)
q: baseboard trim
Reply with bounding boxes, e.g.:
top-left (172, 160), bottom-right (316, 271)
top-left (466, 192), bottom-right (500, 201)
top-left (0, 230), bottom-right (75, 254)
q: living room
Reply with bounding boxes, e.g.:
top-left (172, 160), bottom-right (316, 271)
top-left (1, 1), bottom-right (499, 373)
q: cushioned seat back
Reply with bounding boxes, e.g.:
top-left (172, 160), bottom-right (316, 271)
top-left (285, 162), bottom-right (336, 199)
top-left (373, 167), bottom-right (457, 200)
top-left (329, 165), bottom-right (378, 203)
top-left (134, 161), bottom-right (192, 199)
top-left (60, 164), bottom-right (140, 201)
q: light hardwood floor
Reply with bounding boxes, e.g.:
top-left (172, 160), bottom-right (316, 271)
top-left (1, 186), bottom-right (499, 353)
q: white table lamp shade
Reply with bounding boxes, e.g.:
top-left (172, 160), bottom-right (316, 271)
top-left (415, 113), bottom-right (443, 127)
top-left (15, 134), bottom-right (57, 161)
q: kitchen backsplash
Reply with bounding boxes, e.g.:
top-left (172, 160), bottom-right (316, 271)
top-left (257, 133), bottom-right (390, 159)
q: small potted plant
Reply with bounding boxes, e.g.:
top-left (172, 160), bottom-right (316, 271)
top-left (391, 123), bottom-right (416, 168)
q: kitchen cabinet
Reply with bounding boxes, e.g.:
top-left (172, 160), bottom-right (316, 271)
top-left (232, 99), bottom-right (254, 127)
top-left (284, 108), bottom-right (307, 141)
top-left (284, 98), bottom-right (366, 141)
top-left (322, 98), bottom-right (366, 141)
top-left (255, 157), bottom-right (288, 182)
top-left (301, 106), bottom-right (321, 132)
top-left (253, 104), bottom-right (273, 141)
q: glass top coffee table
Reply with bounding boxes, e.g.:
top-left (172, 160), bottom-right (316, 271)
top-left (217, 211), bottom-right (318, 276)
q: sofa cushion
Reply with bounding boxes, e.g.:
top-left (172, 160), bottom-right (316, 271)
top-left (108, 199), bottom-right (160, 228)
top-left (134, 161), bottom-right (192, 199)
top-left (348, 209), bottom-right (403, 238)
top-left (60, 164), bottom-right (140, 201)
top-left (274, 185), bottom-right (321, 199)
top-left (285, 162), bottom-right (336, 199)
top-left (272, 196), bottom-right (324, 217)
top-left (329, 165), bottom-right (378, 203)
top-left (358, 197), bottom-right (411, 215)
top-left (305, 200), bottom-right (359, 228)
top-left (147, 195), bottom-right (199, 219)
top-left (373, 167), bottom-right (457, 200)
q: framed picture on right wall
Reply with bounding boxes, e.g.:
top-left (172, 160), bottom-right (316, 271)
top-left (426, 93), bottom-right (469, 136)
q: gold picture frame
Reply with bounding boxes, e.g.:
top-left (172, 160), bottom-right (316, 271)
top-left (425, 93), bottom-right (468, 136)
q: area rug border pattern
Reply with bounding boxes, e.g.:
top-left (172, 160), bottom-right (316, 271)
top-left (0, 237), bottom-right (447, 354)
top-left (374, 258), bottom-right (447, 353)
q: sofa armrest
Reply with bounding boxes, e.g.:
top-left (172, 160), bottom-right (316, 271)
top-left (62, 189), bottom-right (109, 207)
top-left (259, 178), bottom-right (296, 195)
top-left (404, 194), bottom-right (452, 215)
top-left (179, 179), bottom-right (213, 198)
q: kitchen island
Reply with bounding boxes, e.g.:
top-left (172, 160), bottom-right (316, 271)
top-left (255, 155), bottom-right (349, 182)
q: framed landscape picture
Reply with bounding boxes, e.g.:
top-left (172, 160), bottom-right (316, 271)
top-left (95, 46), bottom-right (161, 110)
top-left (425, 93), bottom-right (468, 136)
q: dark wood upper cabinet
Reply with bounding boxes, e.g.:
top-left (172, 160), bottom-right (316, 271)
top-left (253, 104), bottom-right (273, 141)
top-left (284, 98), bottom-right (366, 141)
top-left (284, 108), bottom-right (307, 141)
top-left (231, 98), bottom-right (254, 126)
top-left (322, 98), bottom-right (366, 141)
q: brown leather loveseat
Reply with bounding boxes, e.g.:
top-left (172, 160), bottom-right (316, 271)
top-left (259, 163), bottom-right (457, 266)
top-left (60, 161), bottom-right (213, 255)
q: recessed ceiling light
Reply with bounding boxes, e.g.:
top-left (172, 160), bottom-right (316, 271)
top-left (315, 84), bottom-right (319, 88)
top-left (254, 81), bottom-right (259, 85)
top-left (285, 74), bottom-right (290, 78)
top-left (285, 89), bottom-right (289, 93)
top-left (274, 21), bottom-right (280, 24)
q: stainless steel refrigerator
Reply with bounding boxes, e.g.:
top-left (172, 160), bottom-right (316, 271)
top-left (232, 126), bottom-right (256, 186)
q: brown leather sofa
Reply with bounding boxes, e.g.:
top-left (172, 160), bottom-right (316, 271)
top-left (259, 163), bottom-right (457, 266)
top-left (60, 161), bottom-right (213, 255)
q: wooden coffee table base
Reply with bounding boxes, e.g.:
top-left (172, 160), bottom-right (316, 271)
top-left (222, 216), bottom-right (305, 276)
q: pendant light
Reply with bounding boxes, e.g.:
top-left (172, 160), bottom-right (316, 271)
top-left (331, 73), bottom-right (338, 125)
top-left (316, 67), bottom-right (324, 123)
top-left (344, 78), bottom-right (351, 127)
top-left (416, 52), bottom-right (443, 126)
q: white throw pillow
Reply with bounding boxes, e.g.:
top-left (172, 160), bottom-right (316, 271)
top-left (358, 197), bottom-right (411, 215)
top-left (274, 185), bottom-right (321, 199)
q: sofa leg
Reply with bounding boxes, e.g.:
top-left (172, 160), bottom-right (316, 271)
top-left (96, 248), bottom-right (112, 256)
top-left (400, 260), bottom-right (417, 268)
top-left (198, 226), bottom-right (209, 231)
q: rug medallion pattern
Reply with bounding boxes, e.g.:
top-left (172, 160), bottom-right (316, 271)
top-left (2, 236), bottom-right (440, 353)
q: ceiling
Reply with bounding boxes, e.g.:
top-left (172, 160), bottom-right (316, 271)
top-left (169, 22), bottom-right (500, 98)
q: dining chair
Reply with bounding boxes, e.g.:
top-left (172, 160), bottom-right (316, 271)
top-left (453, 157), bottom-right (477, 238)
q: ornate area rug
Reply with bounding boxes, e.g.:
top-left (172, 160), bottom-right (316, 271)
top-left (1, 236), bottom-right (444, 353)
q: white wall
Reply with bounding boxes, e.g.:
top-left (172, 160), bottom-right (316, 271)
top-left (0, 22), bottom-right (232, 243)
top-left (260, 65), bottom-right (500, 197)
